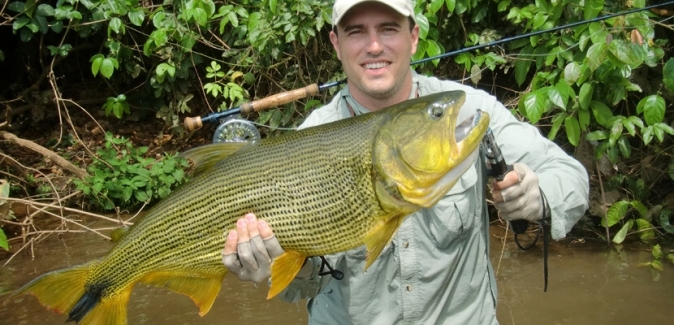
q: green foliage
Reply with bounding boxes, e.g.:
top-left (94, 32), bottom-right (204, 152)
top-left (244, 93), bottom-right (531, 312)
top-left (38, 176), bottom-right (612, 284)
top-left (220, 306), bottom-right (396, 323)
top-left (74, 132), bottom-right (190, 211)
top-left (0, 229), bottom-right (8, 251)
top-left (103, 94), bottom-right (130, 119)
top-left (2, 0), bottom-right (672, 251)
top-left (203, 61), bottom-right (249, 111)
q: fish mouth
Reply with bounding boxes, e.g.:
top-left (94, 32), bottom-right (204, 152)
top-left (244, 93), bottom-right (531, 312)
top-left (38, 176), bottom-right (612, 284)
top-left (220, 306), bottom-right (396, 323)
top-left (455, 109), bottom-right (485, 143)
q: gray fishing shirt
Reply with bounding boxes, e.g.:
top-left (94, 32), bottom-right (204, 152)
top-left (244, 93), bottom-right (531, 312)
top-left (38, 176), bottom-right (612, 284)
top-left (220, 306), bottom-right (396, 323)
top-left (278, 71), bottom-right (589, 325)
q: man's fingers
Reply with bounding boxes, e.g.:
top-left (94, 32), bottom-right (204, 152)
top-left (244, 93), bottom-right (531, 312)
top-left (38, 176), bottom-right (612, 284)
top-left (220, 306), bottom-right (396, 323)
top-left (223, 230), bottom-right (238, 255)
top-left (237, 240), bottom-right (259, 271)
top-left (245, 213), bottom-right (261, 238)
top-left (236, 217), bottom-right (250, 243)
top-left (258, 219), bottom-right (274, 239)
top-left (222, 230), bottom-right (243, 271)
top-left (250, 235), bottom-right (272, 264)
top-left (263, 234), bottom-right (285, 259)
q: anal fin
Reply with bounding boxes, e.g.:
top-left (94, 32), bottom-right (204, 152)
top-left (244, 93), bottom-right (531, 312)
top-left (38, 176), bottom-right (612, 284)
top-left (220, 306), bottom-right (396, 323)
top-left (363, 213), bottom-right (403, 270)
top-left (268, 251), bottom-right (306, 299)
top-left (140, 270), bottom-right (227, 316)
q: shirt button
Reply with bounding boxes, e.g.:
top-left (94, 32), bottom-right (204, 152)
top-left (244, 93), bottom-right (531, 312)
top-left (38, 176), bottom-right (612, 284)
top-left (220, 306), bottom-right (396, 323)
top-left (403, 241), bottom-right (409, 248)
top-left (406, 285), bottom-right (412, 291)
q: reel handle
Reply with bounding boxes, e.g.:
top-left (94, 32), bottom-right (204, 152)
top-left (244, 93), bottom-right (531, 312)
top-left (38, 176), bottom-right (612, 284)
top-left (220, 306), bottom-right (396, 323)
top-left (240, 83), bottom-right (320, 114)
top-left (183, 83), bottom-right (320, 132)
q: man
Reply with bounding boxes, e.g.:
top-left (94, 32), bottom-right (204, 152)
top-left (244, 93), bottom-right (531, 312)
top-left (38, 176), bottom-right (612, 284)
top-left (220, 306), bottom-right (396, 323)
top-left (222, 0), bottom-right (589, 324)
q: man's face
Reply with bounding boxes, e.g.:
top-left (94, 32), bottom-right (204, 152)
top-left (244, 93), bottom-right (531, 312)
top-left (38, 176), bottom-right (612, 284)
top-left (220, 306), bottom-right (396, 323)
top-left (330, 2), bottom-right (419, 106)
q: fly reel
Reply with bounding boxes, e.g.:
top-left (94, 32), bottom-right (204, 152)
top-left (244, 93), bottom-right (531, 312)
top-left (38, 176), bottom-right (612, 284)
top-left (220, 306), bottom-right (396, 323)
top-left (212, 118), bottom-right (261, 143)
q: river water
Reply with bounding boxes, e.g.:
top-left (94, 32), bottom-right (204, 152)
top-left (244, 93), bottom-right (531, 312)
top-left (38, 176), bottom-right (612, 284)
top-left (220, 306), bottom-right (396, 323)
top-left (1, 224), bottom-right (672, 324)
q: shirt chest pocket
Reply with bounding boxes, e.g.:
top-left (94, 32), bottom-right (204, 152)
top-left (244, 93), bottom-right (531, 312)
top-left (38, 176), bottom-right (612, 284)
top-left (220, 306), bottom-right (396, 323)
top-left (419, 165), bottom-right (479, 248)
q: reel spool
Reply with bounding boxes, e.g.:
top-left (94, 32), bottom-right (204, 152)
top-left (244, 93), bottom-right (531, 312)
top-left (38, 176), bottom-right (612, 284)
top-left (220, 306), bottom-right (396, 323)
top-left (212, 118), bottom-right (261, 143)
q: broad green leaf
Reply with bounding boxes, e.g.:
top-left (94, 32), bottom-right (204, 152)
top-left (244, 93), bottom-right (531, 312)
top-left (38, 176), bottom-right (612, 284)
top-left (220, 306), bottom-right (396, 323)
top-left (578, 83), bottom-right (594, 110)
top-left (109, 17), bottom-right (123, 35)
top-left (602, 200), bottom-right (629, 227)
top-left (609, 118), bottom-right (623, 147)
top-left (554, 81), bottom-right (573, 109)
top-left (642, 125), bottom-right (653, 145)
top-left (564, 62), bottom-right (581, 84)
top-left (156, 63), bottom-right (175, 77)
top-left (622, 117), bottom-right (637, 136)
top-left (100, 58), bottom-right (116, 79)
top-left (586, 130), bottom-right (607, 141)
top-left (515, 45), bottom-right (533, 86)
top-left (660, 209), bottom-right (674, 234)
top-left (578, 107), bottom-right (590, 131)
top-left (652, 123), bottom-right (673, 143)
top-left (564, 115), bottom-right (580, 146)
top-left (128, 8), bottom-right (145, 26)
top-left (445, 0), bottom-right (456, 13)
top-left (430, 0), bottom-right (444, 13)
top-left (90, 54), bottom-right (104, 76)
top-left (548, 87), bottom-right (565, 109)
top-left (617, 136), bottom-right (631, 158)
top-left (664, 58), bottom-right (674, 94)
top-left (630, 201), bottom-right (648, 219)
top-left (13, 17), bottom-right (30, 31)
top-left (547, 112), bottom-right (566, 140)
top-left (546, 46), bottom-right (561, 67)
top-left (532, 12), bottom-right (548, 29)
top-left (635, 218), bottom-right (655, 242)
top-left (586, 42), bottom-right (607, 71)
top-left (661, 123), bottom-right (674, 137)
top-left (637, 95), bottom-right (665, 125)
top-left (7, 2), bottom-right (25, 12)
top-left (416, 14), bottom-right (429, 40)
top-left (584, 0), bottom-right (604, 20)
top-left (269, 0), bottom-right (277, 14)
top-left (609, 40), bottom-right (645, 68)
top-left (134, 190), bottom-right (149, 202)
top-left (590, 100), bottom-right (613, 127)
top-left (36, 4), bottom-right (54, 16)
top-left (521, 91), bottom-right (545, 124)
top-left (612, 219), bottom-right (633, 244)
top-left (425, 40), bottom-right (441, 66)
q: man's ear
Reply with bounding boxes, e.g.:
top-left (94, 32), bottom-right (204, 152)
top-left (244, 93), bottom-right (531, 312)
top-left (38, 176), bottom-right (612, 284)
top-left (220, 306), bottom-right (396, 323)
top-left (410, 24), bottom-right (420, 55)
top-left (329, 30), bottom-right (342, 61)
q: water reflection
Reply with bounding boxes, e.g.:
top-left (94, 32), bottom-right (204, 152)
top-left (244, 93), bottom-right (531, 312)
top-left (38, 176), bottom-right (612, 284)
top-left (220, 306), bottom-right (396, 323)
top-left (1, 226), bottom-right (672, 324)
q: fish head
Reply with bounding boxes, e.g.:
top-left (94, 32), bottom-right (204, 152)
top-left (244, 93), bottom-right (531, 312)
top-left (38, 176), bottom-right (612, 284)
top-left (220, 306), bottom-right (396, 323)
top-left (373, 90), bottom-right (490, 210)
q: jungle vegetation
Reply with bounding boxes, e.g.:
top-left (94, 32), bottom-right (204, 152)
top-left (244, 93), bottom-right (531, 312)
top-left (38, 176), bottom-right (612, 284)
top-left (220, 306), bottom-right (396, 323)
top-left (0, 0), bottom-right (672, 267)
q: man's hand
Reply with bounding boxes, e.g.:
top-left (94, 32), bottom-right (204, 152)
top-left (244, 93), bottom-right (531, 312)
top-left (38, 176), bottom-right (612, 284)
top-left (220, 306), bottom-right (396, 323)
top-left (222, 213), bottom-right (285, 283)
top-left (222, 213), bottom-right (315, 283)
top-left (490, 163), bottom-right (546, 222)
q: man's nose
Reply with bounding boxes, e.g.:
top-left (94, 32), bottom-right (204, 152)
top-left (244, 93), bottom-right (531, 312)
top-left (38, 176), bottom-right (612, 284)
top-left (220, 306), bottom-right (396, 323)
top-left (366, 33), bottom-right (384, 55)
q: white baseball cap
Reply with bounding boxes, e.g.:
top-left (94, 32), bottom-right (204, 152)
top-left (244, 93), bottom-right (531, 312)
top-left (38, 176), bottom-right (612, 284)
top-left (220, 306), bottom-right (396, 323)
top-left (332, 0), bottom-right (417, 28)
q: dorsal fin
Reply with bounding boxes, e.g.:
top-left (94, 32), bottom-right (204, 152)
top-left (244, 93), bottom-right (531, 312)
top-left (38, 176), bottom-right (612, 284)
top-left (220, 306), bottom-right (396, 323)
top-left (179, 142), bottom-right (250, 176)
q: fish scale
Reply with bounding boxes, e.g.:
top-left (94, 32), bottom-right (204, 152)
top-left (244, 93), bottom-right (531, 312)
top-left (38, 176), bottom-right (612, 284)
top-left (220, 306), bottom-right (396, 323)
top-left (9, 90), bottom-right (490, 325)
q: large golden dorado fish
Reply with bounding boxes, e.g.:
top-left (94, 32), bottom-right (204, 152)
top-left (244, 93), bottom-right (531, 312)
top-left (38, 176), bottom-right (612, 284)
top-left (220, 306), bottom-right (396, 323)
top-left (9, 90), bottom-right (489, 324)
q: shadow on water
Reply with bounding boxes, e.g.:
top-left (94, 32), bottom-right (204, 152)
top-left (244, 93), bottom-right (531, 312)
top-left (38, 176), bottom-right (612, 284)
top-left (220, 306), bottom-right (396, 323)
top-left (0, 223), bottom-right (672, 324)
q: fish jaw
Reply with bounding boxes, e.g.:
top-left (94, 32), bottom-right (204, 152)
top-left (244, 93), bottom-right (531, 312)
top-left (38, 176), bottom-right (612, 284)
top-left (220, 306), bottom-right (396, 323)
top-left (374, 91), bottom-right (490, 209)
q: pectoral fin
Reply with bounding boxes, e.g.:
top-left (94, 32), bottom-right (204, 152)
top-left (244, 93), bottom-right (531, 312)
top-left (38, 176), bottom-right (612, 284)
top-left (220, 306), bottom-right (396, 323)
top-left (267, 251), bottom-right (306, 299)
top-left (363, 213), bottom-right (403, 270)
top-left (141, 270), bottom-right (226, 316)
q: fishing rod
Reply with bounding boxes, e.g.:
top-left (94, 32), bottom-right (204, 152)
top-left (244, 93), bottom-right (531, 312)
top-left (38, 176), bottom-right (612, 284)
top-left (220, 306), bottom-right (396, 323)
top-left (183, 1), bottom-right (674, 133)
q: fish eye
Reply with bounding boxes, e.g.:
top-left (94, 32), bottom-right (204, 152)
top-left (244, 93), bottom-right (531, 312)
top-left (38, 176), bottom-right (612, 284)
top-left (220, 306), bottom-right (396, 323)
top-left (429, 105), bottom-right (444, 119)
